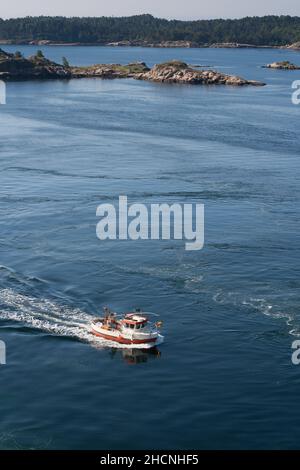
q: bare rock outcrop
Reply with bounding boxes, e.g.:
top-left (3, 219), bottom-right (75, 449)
top-left (209, 42), bottom-right (256, 48)
top-left (285, 42), bottom-right (300, 50)
top-left (263, 60), bottom-right (300, 70)
top-left (135, 60), bottom-right (265, 86)
top-left (106, 40), bottom-right (197, 48)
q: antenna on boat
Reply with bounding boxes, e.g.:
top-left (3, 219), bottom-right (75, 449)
top-left (133, 307), bottom-right (159, 317)
top-left (103, 306), bottom-right (110, 315)
top-left (103, 306), bottom-right (115, 317)
top-left (142, 311), bottom-right (160, 317)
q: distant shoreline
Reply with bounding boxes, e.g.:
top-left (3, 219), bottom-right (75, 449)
top-left (0, 40), bottom-right (299, 50)
top-left (1, 15), bottom-right (300, 50)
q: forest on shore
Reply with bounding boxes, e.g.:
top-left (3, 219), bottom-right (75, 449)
top-left (0, 14), bottom-right (300, 45)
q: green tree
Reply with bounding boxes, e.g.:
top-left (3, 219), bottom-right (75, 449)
top-left (0, 15), bottom-right (299, 46)
top-left (62, 56), bottom-right (70, 68)
top-left (36, 50), bottom-right (44, 59)
top-left (14, 50), bottom-right (23, 59)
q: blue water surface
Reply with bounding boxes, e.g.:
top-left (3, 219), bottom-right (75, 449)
top-left (0, 46), bottom-right (300, 450)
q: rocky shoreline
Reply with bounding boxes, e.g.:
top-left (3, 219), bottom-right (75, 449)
top-left (0, 48), bottom-right (71, 80)
top-left (286, 42), bottom-right (300, 50)
top-left (2, 39), bottom-right (300, 50)
top-left (0, 49), bottom-right (265, 86)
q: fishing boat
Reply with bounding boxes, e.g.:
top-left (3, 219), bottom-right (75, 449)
top-left (91, 307), bottom-right (164, 348)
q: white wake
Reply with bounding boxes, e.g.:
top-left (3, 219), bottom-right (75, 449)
top-left (0, 288), bottom-right (163, 349)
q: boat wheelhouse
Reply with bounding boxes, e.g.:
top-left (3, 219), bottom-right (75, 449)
top-left (91, 307), bottom-right (163, 347)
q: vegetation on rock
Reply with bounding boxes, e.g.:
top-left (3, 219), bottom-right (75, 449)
top-left (0, 48), bottom-right (265, 86)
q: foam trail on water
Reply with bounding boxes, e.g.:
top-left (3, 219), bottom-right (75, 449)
top-left (213, 289), bottom-right (299, 335)
top-left (0, 289), bottom-right (162, 349)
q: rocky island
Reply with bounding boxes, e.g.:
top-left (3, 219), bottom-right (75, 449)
top-left (71, 61), bottom-right (150, 79)
top-left (263, 60), bottom-right (300, 70)
top-left (134, 60), bottom-right (265, 86)
top-left (0, 48), bottom-right (71, 79)
top-left (0, 49), bottom-right (265, 86)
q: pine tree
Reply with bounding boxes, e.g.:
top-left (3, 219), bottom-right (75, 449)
top-left (36, 50), bottom-right (44, 59)
top-left (62, 56), bottom-right (70, 68)
top-left (14, 51), bottom-right (23, 59)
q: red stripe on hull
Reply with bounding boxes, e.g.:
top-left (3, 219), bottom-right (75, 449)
top-left (91, 329), bottom-right (157, 345)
